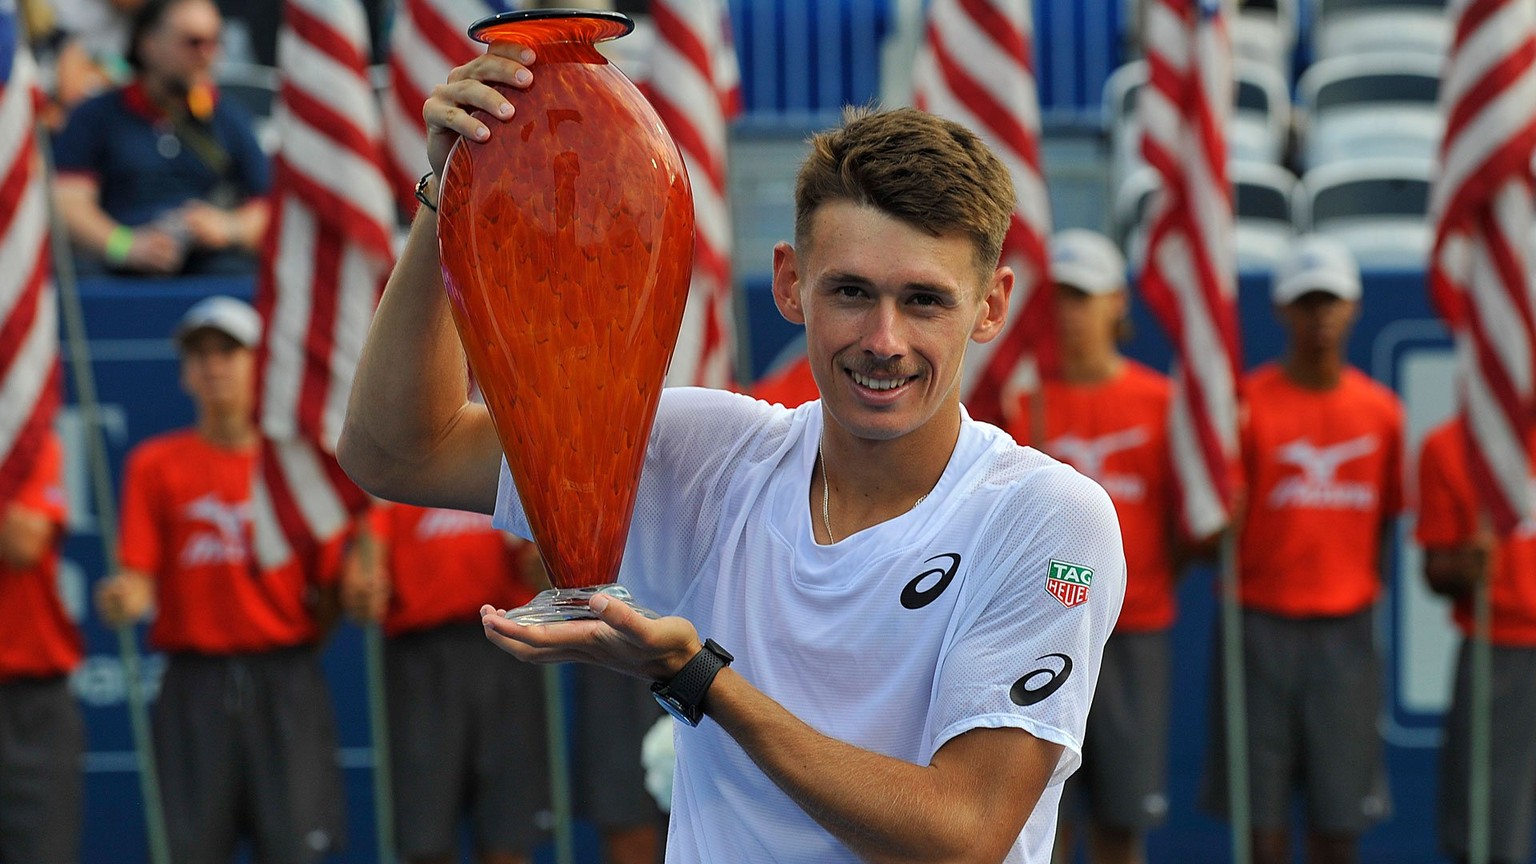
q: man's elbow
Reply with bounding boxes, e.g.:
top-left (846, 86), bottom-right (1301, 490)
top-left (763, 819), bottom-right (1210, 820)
top-left (335, 425), bottom-right (396, 502)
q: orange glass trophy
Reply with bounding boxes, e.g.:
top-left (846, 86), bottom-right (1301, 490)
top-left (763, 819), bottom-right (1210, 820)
top-left (436, 9), bottom-right (695, 624)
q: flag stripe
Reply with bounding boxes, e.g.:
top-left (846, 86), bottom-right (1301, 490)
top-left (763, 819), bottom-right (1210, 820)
top-left (1138, 0), bottom-right (1239, 538)
top-left (1430, 0), bottom-right (1536, 533)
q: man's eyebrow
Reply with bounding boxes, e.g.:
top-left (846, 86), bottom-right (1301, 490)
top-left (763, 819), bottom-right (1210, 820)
top-left (818, 270), bottom-right (958, 296)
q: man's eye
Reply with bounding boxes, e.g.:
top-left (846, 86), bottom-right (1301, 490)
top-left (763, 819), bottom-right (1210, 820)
top-left (911, 294), bottom-right (941, 306)
top-left (837, 285), bottom-right (864, 298)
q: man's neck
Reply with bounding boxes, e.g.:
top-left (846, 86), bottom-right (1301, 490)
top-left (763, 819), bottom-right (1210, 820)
top-left (198, 412), bottom-right (257, 449)
top-left (1282, 351), bottom-right (1344, 390)
top-left (1057, 349), bottom-right (1122, 385)
top-left (818, 407), bottom-right (959, 538)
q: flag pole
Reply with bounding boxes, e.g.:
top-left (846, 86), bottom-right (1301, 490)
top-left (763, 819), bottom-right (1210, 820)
top-left (544, 664), bottom-right (575, 864)
top-left (35, 120), bottom-right (173, 864)
top-left (1468, 576), bottom-right (1492, 864)
top-left (1219, 528), bottom-right (1251, 864)
top-left (354, 529), bottom-right (397, 863)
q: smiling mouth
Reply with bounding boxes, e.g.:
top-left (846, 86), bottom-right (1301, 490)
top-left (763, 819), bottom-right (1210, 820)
top-left (850, 370), bottom-right (915, 391)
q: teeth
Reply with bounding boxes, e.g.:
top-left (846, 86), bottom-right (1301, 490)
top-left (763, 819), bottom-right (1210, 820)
top-left (853, 372), bottom-right (906, 391)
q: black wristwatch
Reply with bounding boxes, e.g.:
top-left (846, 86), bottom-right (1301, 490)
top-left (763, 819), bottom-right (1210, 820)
top-left (651, 639), bottom-right (734, 727)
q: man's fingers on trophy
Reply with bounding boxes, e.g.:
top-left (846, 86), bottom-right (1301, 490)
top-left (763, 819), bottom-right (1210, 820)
top-left (485, 41), bottom-right (535, 65)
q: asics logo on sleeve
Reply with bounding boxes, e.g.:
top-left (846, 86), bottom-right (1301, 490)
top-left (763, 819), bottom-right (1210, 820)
top-left (900, 553), bottom-right (962, 609)
top-left (1269, 435), bottom-right (1380, 510)
top-left (1010, 654), bottom-right (1073, 706)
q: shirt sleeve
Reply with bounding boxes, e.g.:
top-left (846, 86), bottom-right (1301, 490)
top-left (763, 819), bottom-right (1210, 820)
top-left (1415, 432), bottom-right (1472, 549)
top-left (52, 95), bottom-right (108, 179)
top-left (14, 435), bottom-right (67, 526)
top-left (219, 101), bottom-right (271, 196)
top-left (117, 446), bottom-right (164, 575)
top-left (927, 464), bottom-right (1127, 784)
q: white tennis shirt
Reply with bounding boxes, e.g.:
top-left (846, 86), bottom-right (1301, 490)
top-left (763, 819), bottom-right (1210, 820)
top-left (494, 388), bottom-right (1125, 862)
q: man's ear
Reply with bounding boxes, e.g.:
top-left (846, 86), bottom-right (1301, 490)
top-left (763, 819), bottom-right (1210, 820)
top-left (771, 241), bottom-right (806, 325)
top-left (971, 265), bottom-right (1014, 344)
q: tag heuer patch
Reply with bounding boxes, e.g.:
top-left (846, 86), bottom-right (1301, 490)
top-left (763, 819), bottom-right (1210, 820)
top-left (1046, 559), bottom-right (1093, 608)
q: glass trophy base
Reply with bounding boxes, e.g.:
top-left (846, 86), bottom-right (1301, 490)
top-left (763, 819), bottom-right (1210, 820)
top-left (502, 584), bottom-right (658, 625)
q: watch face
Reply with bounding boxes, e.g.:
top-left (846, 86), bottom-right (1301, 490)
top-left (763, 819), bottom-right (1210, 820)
top-left (652, 690), bottom-right (699, 727)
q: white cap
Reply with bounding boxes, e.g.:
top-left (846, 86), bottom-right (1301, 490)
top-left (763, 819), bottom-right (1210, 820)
top-left (1050, 229), bottom-right (1127, 295)
top-left (174, 296), bottom-right (262, 349)
top-left (1272, 235), bottom-right (1361, 305)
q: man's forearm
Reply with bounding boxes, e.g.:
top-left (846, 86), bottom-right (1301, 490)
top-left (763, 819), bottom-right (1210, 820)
top-left (704, 669), bottom-right (1054, 864)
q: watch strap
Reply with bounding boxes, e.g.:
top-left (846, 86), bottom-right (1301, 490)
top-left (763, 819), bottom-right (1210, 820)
top-left (651, 639), bottom-right (733, 725)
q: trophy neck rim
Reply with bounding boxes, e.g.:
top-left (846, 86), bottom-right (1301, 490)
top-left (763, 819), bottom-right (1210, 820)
top-left (468, 10), bottom-right (635, 47)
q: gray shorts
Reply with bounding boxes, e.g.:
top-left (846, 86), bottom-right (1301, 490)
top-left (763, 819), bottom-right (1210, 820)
top-left (0, 676), bottom-right (82, 863)
top-left (386, 622), bottom-right (551, 858)
top-left (1202, 608), bottom-right (1390, 834)
top-left (1437, 641), bottom-right (1536, 862)
top-left (154, 648), bottom-right (345, 864)
top-left (570, 664), bottom-right (666, 829)
top-left (1063, 630), bottom-right (1171, 831)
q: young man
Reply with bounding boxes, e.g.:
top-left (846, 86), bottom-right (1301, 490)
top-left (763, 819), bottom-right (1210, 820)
top-left (1011, 230), bottom-right (1178, 864)
top-left (339, 44), bottom-right (1125, 863)
top-left (1204, 235), bottom-right (1402, 864)
top-left (0, 432), bottom-right (82, 863)
top-left (95, 296), bottom-right (345, 863)
top-left (1416, 423), bottom-right (1536, 864)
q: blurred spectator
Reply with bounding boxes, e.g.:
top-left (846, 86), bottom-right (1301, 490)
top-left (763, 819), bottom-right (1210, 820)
top-left (1013, 230), bottom-right (1180, 864)
top-left (0, 433), bottom-right (83, 863)
top-left (46, 0), bottom-right (147, 121)
top-left (1416, 423), bottom-right (1536, 864)
top-left (343, 501), bottom-right (551, 864)
top-left (1203, 236), bottom-right (1402, 864)
top-left (94, 296), bottom-right (346, 862)
top-left (52, 0), bottom-right (269, 277)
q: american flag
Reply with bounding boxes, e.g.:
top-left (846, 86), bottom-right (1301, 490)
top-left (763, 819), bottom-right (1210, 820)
top-left (251, 0), bottom-right (395, 571)
top-left (647, 0), bottom-right (741, 390)
top-left (382, 0), bottom-right (518, 213)
top-left (912, 0), bottom-right (1053, 428)
top-left (0, 2), bottom-right (60, 505)
top-left (1429, 0), bottom-right (1536, 534)
top-left (1137, 0), bottom-right (1239, 539)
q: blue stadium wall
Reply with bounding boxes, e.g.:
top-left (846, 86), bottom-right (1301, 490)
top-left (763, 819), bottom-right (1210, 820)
top-left (62, 268), bottom-right (1458, 863)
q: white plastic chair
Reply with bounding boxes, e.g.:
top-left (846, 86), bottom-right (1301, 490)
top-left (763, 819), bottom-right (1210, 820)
top-left (1312, 0), bottom-right (1449, 60)
top-left (1295, 157), bottom-right (1434, 270)
top-left (1297, 53), bottom-right (1442, 169)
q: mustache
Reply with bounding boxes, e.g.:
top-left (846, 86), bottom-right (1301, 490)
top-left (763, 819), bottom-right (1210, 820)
top-left (845, 361), bottom-right (921, 379)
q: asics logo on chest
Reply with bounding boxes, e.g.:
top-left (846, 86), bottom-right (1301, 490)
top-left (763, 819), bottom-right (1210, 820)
top-left (901, 553), bottom-right (962, 610)
top-left (1269, 435), bottom-right (1380, 510)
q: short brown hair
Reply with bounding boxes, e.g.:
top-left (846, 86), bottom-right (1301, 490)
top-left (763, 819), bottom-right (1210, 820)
top-left (794, 107), bottom-right (1016, 273)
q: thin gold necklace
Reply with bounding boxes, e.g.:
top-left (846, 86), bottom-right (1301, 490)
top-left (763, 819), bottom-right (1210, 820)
top-left (818, 439), bottom-right (927, 544)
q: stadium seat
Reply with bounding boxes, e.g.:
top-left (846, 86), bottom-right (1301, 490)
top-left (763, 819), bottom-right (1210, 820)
top-left (1233, 160), bottom-right (1299, 272)
top-left (1311, 0), bottom-right (1449, 60)
top-left (1114, 162), bottom-right (1298, 275)
top-left (1104, 59), bottom-right (1290, 192)
top-left (216, 62), bottom-right (281, 154)
top-left (1297, 53), bottom-right (1442, 169)
top-left (1233, 0), bottom-right (1298, 79)
top-left (1295, 157), bottom-right (1433, 270)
